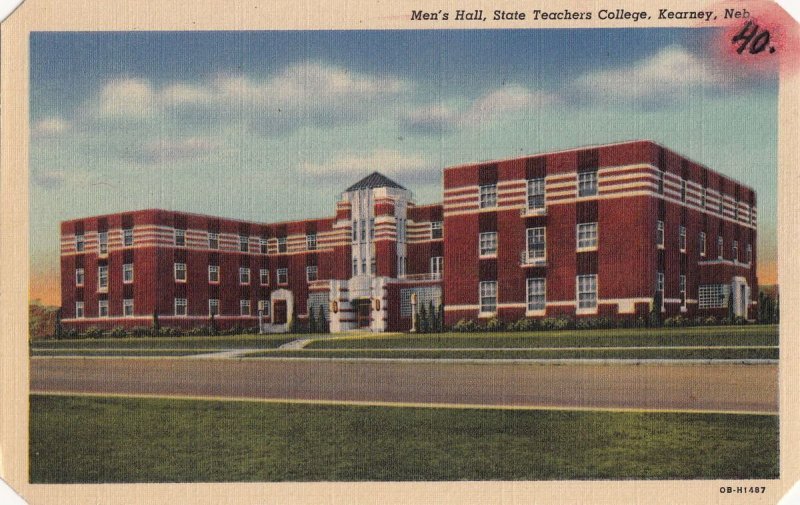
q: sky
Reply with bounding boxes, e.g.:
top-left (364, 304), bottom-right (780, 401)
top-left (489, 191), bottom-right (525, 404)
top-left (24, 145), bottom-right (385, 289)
top-left (29, 29), bottom-right (779, 305)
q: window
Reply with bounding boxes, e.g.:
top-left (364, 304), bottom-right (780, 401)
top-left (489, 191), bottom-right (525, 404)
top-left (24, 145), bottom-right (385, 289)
top-left (75, 233), bottom-right (85, 252)
top-left (352, 221), bottom-right (358, 242)
top-left (98, 300), bottom-right (109, 317)
top-left (577, 171), bottom-right (598, 197)
top-left (306, 265), bottom-right (318, 282)
top-left (352, 258), bottom-right (358, 276)
top-left (733, 240), bottom-right (739, 262)
top-left (239, 267), bottom-right (250, 284)
top-left (431, 221), bottom-right (443, 239)
top-left (370, 219), bottom-right (375, 240)
top-left (527, 178), bottom-right (546, 211)
top-left (479, 281), bottom-right (497, 314)
top-left (174, 298), bottom-right (187, 316)
top-left (174, 229), bottom-right (186, 247)
top-left (306, 233), bottom-right (317, 250)
top-left (123, 263), bottom-right (133, 283)
top-left (577, 222), bottom-right (598, 250)
top-left (360, 219), bottom-right (366, 242)
top-left (699, 284), bottom-right (730, 309)
top-left (361, 259), bottom-right (366, 275)
top-left (526, 227), bottom-right (546, 262)
top-left (258, 299), bottom-right (269, 316)
top-left (123, 228), bottom-right (133, 247)
top-left (699, 232), bottom-right (707, 257)
top-left (680, 179), bottom-right (687, 202)
top-left (479, 232), bottom-right (498, 257)
top-left (277, 268), bottom-right (288, 285)
top-left (123, 299), bottom-right (134, 317)
top-left (657, 221), bottom-right (665, 248)
top-left (398, 256), bottom-right (406, 276)
top-left (734, 201), bottom-right (739, 221)
top-left (397, 218), bottom-right (406, 242)
top-left (277, 237), bottom-right (287, 253)
top-left (747, 244), bottom-right (753, 264)
top-left (260, 268), bottom-right (269, 285)
top-left (657, 272), bottom-right (665, 293)
top-left (717, 236), bottom-right (724, 260)
top-left (430, 256), bottom-right (443, 278)
top-left (718, 198), bottom-right (724, 215)
top-left (240, 299), bottom-right (251, 316)
top-left (75, 268), bottom-right (84, 286)
top-left (679, 275), bottom-right (687, 306)
top-left (370, 257), bottom-right (376, 274)
top-left (657, 170), bottom-right (665, 194)
top-left (209, 299), bottom-right (219, 316)
top-left (701, 188), bottom-right (707, 208)
top-left (679, 226), bottom-right (687, 253)
top-left (259, 237), bottom-right (268, 254)
top-left (208, 232), bottom-right (219, 249)
top-left (75, 301), bottom-right (84, 318)
top-left (527, 278), bottom-right (546, 311)
top-left (480, 184), bottom-right (498, 208)
top-left (174, 262), bottom-right (187, 282)
top-left (239, 235), bottom-right (249, 252)
top-left (577, 275), bottom-right (597, 309)
top-left (98, 265), bottom-right (108, 291)
top-left (208, 265), bottom-right (219, 283)
top-left (98, 231), bottom-right (108, 255)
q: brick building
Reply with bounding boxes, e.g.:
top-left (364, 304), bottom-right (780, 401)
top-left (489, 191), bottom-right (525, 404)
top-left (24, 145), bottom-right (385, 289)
top-left (59, 140), bottom-right (758, 333)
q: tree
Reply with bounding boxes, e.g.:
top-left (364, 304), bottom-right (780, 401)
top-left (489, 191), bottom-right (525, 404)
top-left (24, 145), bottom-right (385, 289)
top-left (649, 291), bottom-right (663, 327)
top-left (418, 304), bottom-right (429, 333)
top-left (308, 306), bottom-right (318, 333)
top-left (428, 301), bottom-right (437, 333)
top-left (317, 305), bottom-right (328, 333)
top-left (152, 310), bottom-right (160, 334)
top-left (55, 308), bottom-right (63, 340)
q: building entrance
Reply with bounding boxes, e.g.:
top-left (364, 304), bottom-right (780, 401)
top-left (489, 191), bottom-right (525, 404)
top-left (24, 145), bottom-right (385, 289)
top-left (353, 298), bottom-right (372, 328)
top-left (273, 300), bottom-right (288, 325)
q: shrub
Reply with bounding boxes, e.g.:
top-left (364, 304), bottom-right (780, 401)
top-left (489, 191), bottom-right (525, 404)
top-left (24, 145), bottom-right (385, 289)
top-left (62, 328), bottom-right (78, 339)
top-left (159, 326), bottom-right (182, 337)
top-left (704, 316), bottom-right (718, 326)
top-left (540, 317), bottom-right (572, 331)
top-left (129, 326), bottom-right (152, 337)
top-left (82, 326), bottom-right (103, 339)
top-left (508, 318), bottom-right (534, 332)
top-left (452, 319), bottom-right (478, 333)
top-left (106, 326), bottom-right (127, 338)
top-left (485, 317), bottom-right (504, 332)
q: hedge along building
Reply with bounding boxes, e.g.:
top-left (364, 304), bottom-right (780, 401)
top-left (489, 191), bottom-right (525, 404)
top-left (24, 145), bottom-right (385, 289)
top-left (59, 140), bottom-right (758, 333)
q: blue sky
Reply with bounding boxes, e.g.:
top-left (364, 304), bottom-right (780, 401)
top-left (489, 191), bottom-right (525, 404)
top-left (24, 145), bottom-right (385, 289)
top-left (29, 29), bottom-right (779, 302)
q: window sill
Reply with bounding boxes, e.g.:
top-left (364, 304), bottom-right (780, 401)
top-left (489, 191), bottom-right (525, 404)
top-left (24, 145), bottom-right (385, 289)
top-left (123, 280), bottom-right (133, 284)
top-left (526, 310), bottom-right (546, 317)
top-left (576, 246), bottom-right (598, 253)
top-left (657, 245), bottom-right (665, 250)
top-left (97, 288), bottom-right (108, 293)
top-left (479, 254), bottom-right (498, 259)
top-left (575, 307), bottom-right (598, 315)
top-left (478, 311), bottom-right (497, 318)
top-left (175, 279), bottom-right (187, 283)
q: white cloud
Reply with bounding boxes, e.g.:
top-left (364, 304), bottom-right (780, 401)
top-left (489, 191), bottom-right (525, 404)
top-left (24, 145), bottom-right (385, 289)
top-left (299, 149), bottom-right (434, 180)
top-left (572, 45), bottom-right (732, 102)
top-left (31, 116), bottom-right (71, 137)
top-left (97, 78), bottom-right (155, 118)
top-left (120, 136), bottom-right (216, 165)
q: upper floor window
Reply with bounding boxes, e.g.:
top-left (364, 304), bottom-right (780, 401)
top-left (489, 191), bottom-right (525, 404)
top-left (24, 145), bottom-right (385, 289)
top-left (657, 221), bottom-right (665, 248)
top-left (277, 237), bottom-right (287, 253)
top-left (208, 232), bottom-right (219, 249)
top-left (123, 263), bottom-right (134, 283)
top-left (397, 218), bottom-right (406, 242)
top-left (239, 234), bottom-right (249, 252)
top-left (75, 268), bottom-right (85, 286)
top-left (657, 170), bottom-right (665, 194)
top-left (577, 274), bottom-right (597, 309)
top-left (679, 275), bottom-right (687, 305)
top-left (733, 240), bottom-right (739, 262)
top-left (479, 232), bottom-right (498, 257)
top-left (576, 222), bottom-right (598, 251)
top-left (479, 281), bottom-right (497, 314)
top-left (208, 265), bottom-right (219, 283)
top-left (360, 219), bottom-right (366, 242)
top-left (747, 244), bottom-right (753, 263)
top-left (259, 237), bottom-right (268, 254)
top-left (479, 184), bottom-right (497, 208)
top-left (577, 171), bottom-right (598, 197)
top-left (701, 188), bottom-right (707, 208)
top-left (98, 231), bottom-right (108, 255)
top-left (277, 267), bottom-right (288, 285)
top-left (123, 228), bottom-right (133, 247)
top-left (679, 226), bottom-right (687, 253)
top-left (718, 198), bottom-right (724, 215)
top-left (526, 227), bottom-right (546, 262)
top-left (352, 221), bottom-right (358, 242)
top-left (306, 265), bottom-right (318, 282)
top-left (430, 256), bottom-right (443, 278)
top-left (174, 262), bottom-right (187, 282)
top-left (174, 229), bottom-right (186, 247)
top-left (371, 257), bottom-right (376, 275)
top-left (98, 265), bottom-right (108, 291)
top-left (260, 268), bottom-right (269, 286)
top-left (680, 179), bottom-right (687, 202)
top-left (527, 278), bottom-right (546, 312)
top-left (734, 201), bottom-right (739, 221)
top-left (239, 267), bottom-right (251, 285)
top-left (431, 221), bottom-right (443, 239)
top-left (307, 233), bottom-right (317, 250)
top-left (527, 178), bottom-right (545, 211)
top-left (370, 219), bottom-right (375, 240)
top-left (75, 233), bottom-right (85, 252)
top-left (699, 231), bottom-right (706, 257)
top-left (717, 236), bottom-right (724, 259)
top-left (352, 258), bottom-right (358, 276)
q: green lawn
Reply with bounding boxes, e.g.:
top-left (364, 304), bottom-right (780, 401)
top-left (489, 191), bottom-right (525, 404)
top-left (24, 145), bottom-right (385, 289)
top-left (307, 325), bottom-right (779, 350)
top-left (30, 349), bottom-right (214, 357)
top-left (29, 394), bottom-right (778, 482)
top-left (30, 334), bottom-right (296, 350)
top-left (242, 348), bottom-right (778, 360)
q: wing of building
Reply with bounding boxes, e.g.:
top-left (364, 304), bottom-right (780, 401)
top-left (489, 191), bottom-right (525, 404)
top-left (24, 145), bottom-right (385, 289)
top-left (59, 140), bottom-right (758, 333)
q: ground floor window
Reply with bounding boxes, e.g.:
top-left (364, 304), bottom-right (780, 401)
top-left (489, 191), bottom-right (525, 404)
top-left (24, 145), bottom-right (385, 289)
top-left (123, 299), bottom-right (134, 317)
top-left (174, 298), bottom-right (187, 316)
top-left (479, 281), bottom-right (497, 314)
top-left (209, 298), bottom-right (219, 316)
top-left (75, 301), bottom-right (84, 318)
top-left (258, 299), bottom-right (270, 316)
top-left (577, 275), bottom-right (597, 309)
top-left (698, 284), bottom-right (729, 309)
top-left (526, 278), bottom-right (545, 311)
top-left (98, 300), bottom-right (109, 317)
top-left (240, 299), bottom-right (251, 316)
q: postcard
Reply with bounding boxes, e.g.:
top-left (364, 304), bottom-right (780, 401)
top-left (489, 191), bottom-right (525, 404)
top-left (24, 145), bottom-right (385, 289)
top-left (1, 0), bottom-right (798, 503)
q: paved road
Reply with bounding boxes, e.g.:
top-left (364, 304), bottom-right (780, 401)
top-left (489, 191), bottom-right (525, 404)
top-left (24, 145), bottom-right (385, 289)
top-left (30, 357), bottom-right (778, 413)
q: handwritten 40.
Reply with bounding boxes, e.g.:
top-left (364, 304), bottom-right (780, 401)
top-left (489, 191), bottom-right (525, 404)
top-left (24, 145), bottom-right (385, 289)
top-left (732, 21), bottom-right (776, 55)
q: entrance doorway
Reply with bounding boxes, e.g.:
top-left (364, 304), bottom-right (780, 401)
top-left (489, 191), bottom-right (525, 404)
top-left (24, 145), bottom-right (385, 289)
top-left (273, 300), bottom-right (288, 325)
top-left (352, 298), bottom-right (372, 328)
